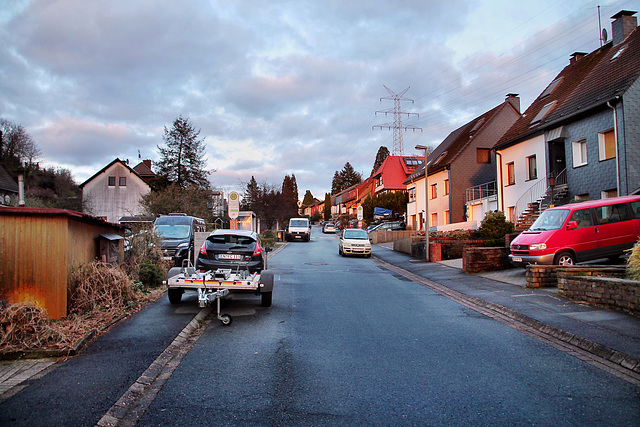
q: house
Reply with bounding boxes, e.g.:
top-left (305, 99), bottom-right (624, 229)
top-left (405, 94), bottom-right (521, 231)
top-left (80, 158), bottom-right (152, 224)
top-left (494, 10), bottom-right (640, 228)
top-left (371, 155), bottom-right (423, 195)
top-left (0, 165), bottom-right (18, 206)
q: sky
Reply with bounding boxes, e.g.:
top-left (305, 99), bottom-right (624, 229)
top-left (2, 0), bottom-right (639, 201)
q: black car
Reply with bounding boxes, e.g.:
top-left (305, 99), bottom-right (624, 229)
top-left (196, 229), bottom-right (269, 273)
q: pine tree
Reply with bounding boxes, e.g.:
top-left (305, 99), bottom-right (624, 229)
top-left (324, 193), bottom-right (332, 220)
top-left (371, 146), bottom-right (390, 175)
top-left (242, 176), bottom-right (260, 210)
top-left (156, 116), bottom-right (209, 189)
top-left (302, 190), bottom-right (314, 206)
top-left (331, 163), bottom-right (362, 195)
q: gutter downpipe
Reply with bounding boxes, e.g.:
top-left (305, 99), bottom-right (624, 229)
top-left (495, 150), bottom-right (504, 213)
top-left (606, 98), bottom-right (621, 196)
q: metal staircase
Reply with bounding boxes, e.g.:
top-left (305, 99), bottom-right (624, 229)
top-left (514, 170), bottom-right (568, 232)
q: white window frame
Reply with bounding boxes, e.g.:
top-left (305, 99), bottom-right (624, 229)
top-left (572, 139), bottom-right (588, 167)
top-left (526, 155), bottom-right (537, 180)
top-left (598, 129), bottom-right (616, 161)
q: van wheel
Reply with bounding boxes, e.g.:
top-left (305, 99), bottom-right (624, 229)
top-left (555, 252), bottom-right (575, 266)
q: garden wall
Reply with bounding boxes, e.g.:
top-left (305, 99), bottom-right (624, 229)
top-left (556, 267), bottom-right (639, 315)
top-left (462, 247), bottom-right (510, 273)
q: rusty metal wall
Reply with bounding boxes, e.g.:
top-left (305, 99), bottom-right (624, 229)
top-left (0, 210), bottom-right (124, 319)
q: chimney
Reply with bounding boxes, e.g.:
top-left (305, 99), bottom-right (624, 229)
top-left (611, 10), bottom-right (637, 45)
top-left (569, 52), bottom-right (586, 64)
top-left (505, 93), bottom-right (520, 113)
top-left (143, 159), bottom-right (152, 169)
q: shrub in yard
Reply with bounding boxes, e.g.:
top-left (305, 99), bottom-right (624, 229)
top-left (138, 263), bottom-right (165, 288)
top-left (69, 261), bottom-right (137, 315)
top-left (477, 211), bottom-right (514, 247)
top-left (627, 238), bottom-right (640, 281)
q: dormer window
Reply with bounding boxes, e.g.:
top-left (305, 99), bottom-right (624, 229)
top-left (530, 101), bottom-right (557, 126)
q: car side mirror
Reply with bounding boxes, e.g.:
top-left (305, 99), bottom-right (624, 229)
top-left (566, 221), bottom-right (578, 230)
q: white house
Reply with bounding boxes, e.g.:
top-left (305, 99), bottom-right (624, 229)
top-left (80, 158), bottom-right (152, 223)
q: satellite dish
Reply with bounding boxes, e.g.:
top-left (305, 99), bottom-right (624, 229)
top-left (602, 28), bottom-right (608, 42)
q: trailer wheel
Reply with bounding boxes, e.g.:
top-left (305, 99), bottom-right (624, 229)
top-left (219, 314), bottom-right (232, 326)
top-left (168, 288), bottom-right (183, 304)
top-left (261, 291), bottom-right (272, 307)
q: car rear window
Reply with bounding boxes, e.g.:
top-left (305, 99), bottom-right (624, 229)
top-left (209, 234), bottom-right (256, 248)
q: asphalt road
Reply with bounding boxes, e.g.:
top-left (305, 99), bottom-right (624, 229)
top-left (1, 226), bottom-right (639, 425)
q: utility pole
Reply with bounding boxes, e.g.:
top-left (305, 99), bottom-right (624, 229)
top-left (373, 86), bottom-right (422, 156)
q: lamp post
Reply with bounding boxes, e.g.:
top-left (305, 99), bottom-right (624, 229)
top-left (415, 145), bottom-right (429, 261)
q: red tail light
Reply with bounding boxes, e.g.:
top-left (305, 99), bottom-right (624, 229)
top-left (199, 241), bottom-right (207, 255)
top-left (252, 241), bottom-right (263, 257)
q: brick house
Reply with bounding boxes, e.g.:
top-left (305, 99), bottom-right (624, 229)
top-left (494, 11), bottom-right (640, 227)
top-left (405, 95), bottom-right (521, 231)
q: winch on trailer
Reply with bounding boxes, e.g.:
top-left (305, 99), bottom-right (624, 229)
top-left (164, 265), bottom-right (274, 326)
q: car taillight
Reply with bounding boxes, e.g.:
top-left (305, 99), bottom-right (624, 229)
top-left (199, 241), bottom-right (207, 255)
top-left (253, 241), bottom-right (262, 257)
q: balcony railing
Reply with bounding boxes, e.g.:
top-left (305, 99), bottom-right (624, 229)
top-left (465, 181), bottom-right (497, 204)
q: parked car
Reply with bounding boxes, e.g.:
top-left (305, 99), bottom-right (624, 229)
top-left (154, 214), bottom-right (206, 266)
top-left (323, 222), bottom-right (337, 233)
top-left (510, 195), bottom-right (640, 266)
top-left (367, 221), bottom-right (406, 233)
top-left (339, 228), bottom-right (372, 257)
top-left (196, 229), bottom-right (270, 273)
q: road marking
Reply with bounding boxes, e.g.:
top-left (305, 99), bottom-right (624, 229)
top-left (96, 306), bottom-right (212, 427)
top-left (373, 257), bottom-right (640, 387)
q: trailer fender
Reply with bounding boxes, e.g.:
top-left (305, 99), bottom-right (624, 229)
top-left (259, 270), bottom-right (274, 293)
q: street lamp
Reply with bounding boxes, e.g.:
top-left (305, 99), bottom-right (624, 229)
top-left (415, 144), bottom-right (429, 261)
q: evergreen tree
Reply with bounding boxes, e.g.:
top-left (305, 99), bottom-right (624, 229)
top-left (324, 193), bottom-right (331, 220)
top-left (156, 116), bottom-right (209, 189)
top-left (302, 190), bottom-right (314, 206)
top-left (371, 146), bottom-right (390, 175)
top-left (242, 176), bottom-right (260, 210)
top-left (281, 174), bottom-right (299, 219)
top-left (331, 162), bottom-right (362, 195)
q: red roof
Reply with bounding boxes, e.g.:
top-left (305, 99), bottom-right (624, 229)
top-left (372, 156), bottom-right (423, 191)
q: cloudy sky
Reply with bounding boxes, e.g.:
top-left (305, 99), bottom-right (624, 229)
top-left (1, 0), bottom-right (639, 200)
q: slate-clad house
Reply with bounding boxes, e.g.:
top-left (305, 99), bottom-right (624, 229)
top-left (494, 11), bottom-right (640, 226)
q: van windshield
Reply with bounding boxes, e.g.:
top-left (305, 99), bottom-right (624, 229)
top-left (154, 224), bottom-right (191, 239)
top-left (529, 209), bottom-right (569, 231)
top-left (290, 220), bottom-right (308, 227)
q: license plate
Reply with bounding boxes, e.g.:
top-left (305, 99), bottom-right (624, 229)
top-left (513, 257), bottom-right (522, 262)
top-left (219, 254), bottom-right (242, 260)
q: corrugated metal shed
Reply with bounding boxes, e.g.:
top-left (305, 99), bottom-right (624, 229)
top-left (0, 207), bottom-right (125, 319)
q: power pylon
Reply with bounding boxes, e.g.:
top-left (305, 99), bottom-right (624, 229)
top-left (373, 85), bottom-right (422, 156)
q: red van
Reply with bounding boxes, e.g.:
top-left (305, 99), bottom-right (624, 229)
top-left (510, 195), bottom-right (640, 266)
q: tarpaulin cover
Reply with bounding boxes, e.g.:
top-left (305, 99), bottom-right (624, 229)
top-left (373, 207), bottom-right (392, 217)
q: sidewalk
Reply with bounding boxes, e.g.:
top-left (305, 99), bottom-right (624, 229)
top-left (372, 243), bottom-right (640, 363)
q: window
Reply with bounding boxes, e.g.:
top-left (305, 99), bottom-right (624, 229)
top-left (631, 201), bottom-right (640, 219)
top-left (409, 187), bottom-right (416, 202)
top-left (601, 189), bottom-right (618, 199)
top-left (477, 148), bottom-right (490, 164)
top-left (445, 210), bottom-right (450, 225)
top-left (526, 155), bottom-right (537, 180)
top-left (430, 183), bottom-right (437, 199)
top-left (540, 77), bottom-right (562, 98)
top-left (598, 130), bottom-right (615, 160)
top-left (108, 176), bottom-right (116, 186)
top-left (444, 179), bottom-right (450, 196)
top-left (595, 203), bottom-right (631, 224)
top-left (530, 101), bottom-right (556, 126)
top-left (119, 177), bottom-right (127, 186)
top-left (568, 209), bottom-right (594, 229)
top-left (506, 163), bottom-right (515, 186)
top-left (430, 213), bottom-right (438, 227)
top-left (572, 139), bottom-right (588, 167)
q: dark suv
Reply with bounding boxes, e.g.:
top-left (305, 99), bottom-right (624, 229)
top-left (196, 229), bottom-right (269, 273)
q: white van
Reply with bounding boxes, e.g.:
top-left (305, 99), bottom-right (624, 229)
top-left (286, 217), bottom-right (311, 242)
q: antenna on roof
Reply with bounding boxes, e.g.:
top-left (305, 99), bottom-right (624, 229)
top-left (598, 5), bottom-right (605, 47)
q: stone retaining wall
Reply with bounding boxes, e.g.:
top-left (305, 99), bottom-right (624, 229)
top-left (556, 267), bottom-right (639, 315)
top-left (462, 247), bottom-right (510, 273)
